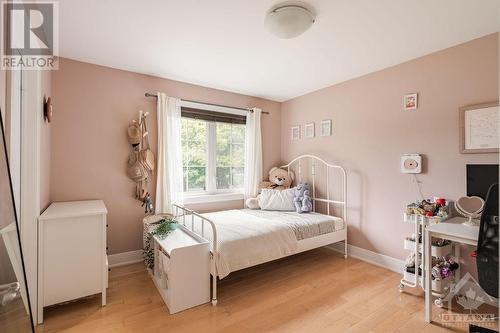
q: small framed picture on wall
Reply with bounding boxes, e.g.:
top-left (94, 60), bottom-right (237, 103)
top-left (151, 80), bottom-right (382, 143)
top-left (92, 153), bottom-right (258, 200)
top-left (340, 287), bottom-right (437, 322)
top-left (305, 123), bottom-right (315, 138)
top-left (291, 125), bottom-right (300, 140)
top-left (320, 120), bottom-right (331, 136)
top-left (404, 93), bottom-right (418, 111)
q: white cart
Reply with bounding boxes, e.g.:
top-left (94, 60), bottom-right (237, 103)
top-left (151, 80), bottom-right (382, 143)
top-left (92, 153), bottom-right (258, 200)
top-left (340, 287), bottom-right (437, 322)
top-left (399, 213), bottom-right (459, 307)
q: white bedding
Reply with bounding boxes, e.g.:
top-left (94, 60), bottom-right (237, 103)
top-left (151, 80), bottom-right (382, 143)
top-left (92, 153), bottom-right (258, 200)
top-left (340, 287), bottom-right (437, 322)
top-left (188, 209), bottom-right (344, 279)
top-left (243, 210), bottom-right (344, 240)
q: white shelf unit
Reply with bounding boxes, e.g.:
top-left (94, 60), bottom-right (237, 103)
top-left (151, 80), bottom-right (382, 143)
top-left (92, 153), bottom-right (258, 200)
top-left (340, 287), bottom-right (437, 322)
top-left (151, 224), bottom-right (210, 314)
top-left (399, 214), bottom-right (459, 307)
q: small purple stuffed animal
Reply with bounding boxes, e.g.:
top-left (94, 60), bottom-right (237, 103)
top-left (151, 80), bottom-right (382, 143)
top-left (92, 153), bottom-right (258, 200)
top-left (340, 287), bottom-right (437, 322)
top-left (294, 183), bottom-right (313, 213)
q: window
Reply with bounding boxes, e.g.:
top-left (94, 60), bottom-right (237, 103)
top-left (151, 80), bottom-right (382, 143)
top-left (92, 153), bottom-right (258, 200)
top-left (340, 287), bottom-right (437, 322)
top-left (181, 117), bottom-right (245, 195)
top-left (216, 122), bottom-right (245, 190)
top-left (181, 118), bottom-right (207, 192)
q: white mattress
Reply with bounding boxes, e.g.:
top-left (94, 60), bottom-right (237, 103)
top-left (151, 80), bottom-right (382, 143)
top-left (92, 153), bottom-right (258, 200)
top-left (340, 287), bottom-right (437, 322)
top-left (188, 209), bottom-right (344, 279)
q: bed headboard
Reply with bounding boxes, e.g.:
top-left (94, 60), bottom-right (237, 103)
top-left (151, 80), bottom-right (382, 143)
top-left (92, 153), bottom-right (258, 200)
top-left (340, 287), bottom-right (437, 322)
top-left (280, 154), bottom-right (346, 221)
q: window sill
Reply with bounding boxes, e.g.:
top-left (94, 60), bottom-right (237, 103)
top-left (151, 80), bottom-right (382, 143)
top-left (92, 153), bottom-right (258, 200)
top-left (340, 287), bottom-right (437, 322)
top-left (183, 192), bottom-right (244, 205)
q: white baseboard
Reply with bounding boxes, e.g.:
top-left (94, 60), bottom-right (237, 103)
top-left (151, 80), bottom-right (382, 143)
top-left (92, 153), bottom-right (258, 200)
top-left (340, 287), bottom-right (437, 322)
top-left (327, 242), bottom-right (404, 273)
top-left (108, 250), bottom-right (143, 268)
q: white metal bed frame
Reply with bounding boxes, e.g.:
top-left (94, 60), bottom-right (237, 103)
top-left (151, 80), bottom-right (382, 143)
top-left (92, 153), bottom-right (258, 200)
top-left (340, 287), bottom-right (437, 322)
top-left (172, 154), bottom-right (347, 306)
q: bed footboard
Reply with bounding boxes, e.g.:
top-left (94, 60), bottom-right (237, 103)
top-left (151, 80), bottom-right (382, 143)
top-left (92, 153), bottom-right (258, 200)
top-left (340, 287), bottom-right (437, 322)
top-left (172, 204), bottom-right (218, 305)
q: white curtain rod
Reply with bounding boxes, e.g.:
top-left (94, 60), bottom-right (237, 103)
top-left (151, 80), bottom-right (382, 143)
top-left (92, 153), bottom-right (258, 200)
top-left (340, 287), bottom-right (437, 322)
top-left (144, 92), bottom-right (269, 114)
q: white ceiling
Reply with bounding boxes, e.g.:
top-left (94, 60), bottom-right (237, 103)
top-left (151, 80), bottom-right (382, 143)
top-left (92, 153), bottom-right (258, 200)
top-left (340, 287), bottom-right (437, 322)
top-left (59, 0), bottom-right (499, 102)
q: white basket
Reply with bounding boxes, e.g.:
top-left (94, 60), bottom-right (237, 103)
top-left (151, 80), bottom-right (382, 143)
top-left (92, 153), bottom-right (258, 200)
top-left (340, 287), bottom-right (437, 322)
top-left (403, 239), bottom-right (452, 257)
top-left (403, 270), bottom-right (453, 293)
top-left (403, 209), bottom-right (449, 225)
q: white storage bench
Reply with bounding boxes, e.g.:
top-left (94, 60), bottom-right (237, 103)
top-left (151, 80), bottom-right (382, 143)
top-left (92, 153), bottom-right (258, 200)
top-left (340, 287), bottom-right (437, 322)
top-left (151, 225), bottom-right (210, 314)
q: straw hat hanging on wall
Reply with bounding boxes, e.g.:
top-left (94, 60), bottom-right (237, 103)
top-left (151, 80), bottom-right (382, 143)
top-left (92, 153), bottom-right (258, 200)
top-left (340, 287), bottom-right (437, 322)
top-left (127, 122), bottom-right (142, 145)
top-left (140, 119), bottom-right (155, 172)
top-left (126, 110), bottom-right (155, 212)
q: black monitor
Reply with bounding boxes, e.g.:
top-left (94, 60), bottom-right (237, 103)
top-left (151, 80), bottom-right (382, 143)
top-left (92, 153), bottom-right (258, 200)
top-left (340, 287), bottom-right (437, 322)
top-left (466, 164), bottom-right (499, 200)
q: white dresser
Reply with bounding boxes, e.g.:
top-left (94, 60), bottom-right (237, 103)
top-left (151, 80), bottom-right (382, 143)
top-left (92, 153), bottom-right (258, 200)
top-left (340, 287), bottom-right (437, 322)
top-left (151, 225), bottom-right (210, 314)
top-left (37, 200), bottom-right (108, 324)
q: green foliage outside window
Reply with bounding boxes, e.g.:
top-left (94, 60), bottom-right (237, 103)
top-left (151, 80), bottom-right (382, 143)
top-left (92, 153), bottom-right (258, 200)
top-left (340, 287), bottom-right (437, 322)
top-left (181, 118), bottom-right (245, 192)
top-left (216, 123), bottom-right (245, 190)
top-left (182, 118), bottom-right (207, 191)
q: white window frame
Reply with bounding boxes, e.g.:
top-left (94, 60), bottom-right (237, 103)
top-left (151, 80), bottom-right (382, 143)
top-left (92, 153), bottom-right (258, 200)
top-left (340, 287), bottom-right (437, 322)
top-left (182, 116), bottom-right (245, 203)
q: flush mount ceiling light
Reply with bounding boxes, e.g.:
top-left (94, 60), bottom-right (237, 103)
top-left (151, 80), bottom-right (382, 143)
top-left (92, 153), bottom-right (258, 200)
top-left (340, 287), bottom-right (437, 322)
top-left (264, 3), bottom-right (316, 39)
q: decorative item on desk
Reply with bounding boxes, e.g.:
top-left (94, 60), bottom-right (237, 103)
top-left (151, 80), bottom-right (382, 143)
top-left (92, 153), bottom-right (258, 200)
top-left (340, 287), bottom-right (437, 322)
top-left (152, 218), bottom-right (179, 240)
top-left (405, 198), bottom-right (449, 223)
top-left (435, 198), bottom-right (446, 207)
top-left (454, 196), bottom-right (484, 226)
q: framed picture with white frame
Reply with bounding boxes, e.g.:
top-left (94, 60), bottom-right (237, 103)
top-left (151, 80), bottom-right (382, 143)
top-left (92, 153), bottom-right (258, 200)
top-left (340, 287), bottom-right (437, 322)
top-left (304, 122), bottom-right (315, 138)
top-left (320, 120), bottom-right (331, 136)
top-left (291, 125), bottom-right (300, 140)
top-left (404, 93), bottom-right (418, 111)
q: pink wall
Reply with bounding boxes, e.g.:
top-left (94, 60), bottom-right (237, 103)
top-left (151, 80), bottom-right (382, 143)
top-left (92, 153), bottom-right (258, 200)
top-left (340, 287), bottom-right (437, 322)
top-left (281, 33), bottom-right (499, 269)
top-left (51, 33), bottom-right (498, 267)
top-left (51, 58), bottom-right (281, 254)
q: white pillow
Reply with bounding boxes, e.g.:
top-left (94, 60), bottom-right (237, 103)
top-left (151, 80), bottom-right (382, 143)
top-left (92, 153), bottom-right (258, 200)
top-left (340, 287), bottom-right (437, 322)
top-left (259, 188), bottom-right (295, 211)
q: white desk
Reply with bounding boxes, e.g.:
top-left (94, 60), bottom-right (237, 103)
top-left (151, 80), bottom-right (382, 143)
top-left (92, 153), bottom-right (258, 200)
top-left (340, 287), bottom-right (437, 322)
top-left (424, 217), bottom-right (479, 323)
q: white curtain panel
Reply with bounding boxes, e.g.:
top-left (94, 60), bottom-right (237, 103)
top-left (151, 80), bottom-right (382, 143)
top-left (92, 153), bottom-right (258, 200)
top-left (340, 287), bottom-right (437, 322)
top-left (244, 108), bottom-right (263, 202)
top-left (155, 93), bottom-right (183, 214)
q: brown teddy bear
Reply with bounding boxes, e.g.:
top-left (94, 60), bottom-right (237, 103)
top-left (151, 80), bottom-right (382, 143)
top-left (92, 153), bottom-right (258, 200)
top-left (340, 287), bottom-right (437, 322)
top-left (259, 167), bottom-right (295, 191)
top-left (246, 167), bottom-right (295, 209)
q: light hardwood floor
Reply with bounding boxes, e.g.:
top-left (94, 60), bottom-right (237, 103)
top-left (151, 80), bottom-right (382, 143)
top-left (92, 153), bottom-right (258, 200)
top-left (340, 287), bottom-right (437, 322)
top-left (36, 248), bottom-right (498, 333)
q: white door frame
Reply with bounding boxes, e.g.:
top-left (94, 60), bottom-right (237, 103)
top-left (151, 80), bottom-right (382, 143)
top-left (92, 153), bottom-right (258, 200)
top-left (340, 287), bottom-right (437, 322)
top-left (20, 69), bottom-right (42, 325)
top-left (8, 69), bottom-right (21, 221)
